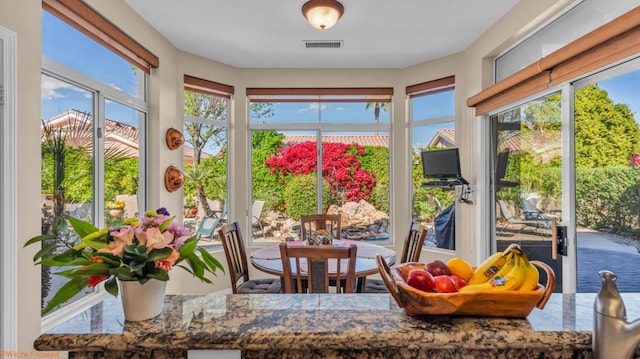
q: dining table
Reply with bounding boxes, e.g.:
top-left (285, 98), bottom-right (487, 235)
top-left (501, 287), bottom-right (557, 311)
top-left (250, 239), bottom-right (397, 293)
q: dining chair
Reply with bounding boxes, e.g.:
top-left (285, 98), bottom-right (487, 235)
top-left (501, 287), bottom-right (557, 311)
top-left (279, 243), bottom-right (357, 294)
top-left (363, 221), bottom-right (427, 293)
top-left (218, 222), bottom-right (282, 294)
top-left (300, 214), bottom-right (342, 242)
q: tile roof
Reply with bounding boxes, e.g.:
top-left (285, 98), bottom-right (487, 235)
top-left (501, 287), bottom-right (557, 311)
top-left (283, 135), bottom-right (389, 147)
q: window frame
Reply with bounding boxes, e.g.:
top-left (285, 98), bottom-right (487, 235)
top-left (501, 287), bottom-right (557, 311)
top-left (408, 77), bottom-right (457, 252)
top-left (182, 77), bottom-right (232, 248)
top-left (40, 58), bottom-right (148, 331)
top-left (247, 89), bottom-right (393, 245)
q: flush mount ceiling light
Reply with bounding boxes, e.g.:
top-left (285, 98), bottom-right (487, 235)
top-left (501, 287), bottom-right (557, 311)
top-left (302, 0), bottom-right (344, 30)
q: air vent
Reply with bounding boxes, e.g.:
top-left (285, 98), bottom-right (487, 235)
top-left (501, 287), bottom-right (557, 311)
top-left (304, 40), bottom-right (343, 49)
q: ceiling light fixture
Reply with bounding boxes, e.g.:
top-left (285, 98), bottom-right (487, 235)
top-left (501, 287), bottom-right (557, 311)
top-left (302, 0), bottom-right (344, 30)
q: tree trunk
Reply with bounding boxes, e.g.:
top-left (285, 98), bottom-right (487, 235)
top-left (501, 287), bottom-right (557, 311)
top-left (196, 182), bottom-right (211, 216)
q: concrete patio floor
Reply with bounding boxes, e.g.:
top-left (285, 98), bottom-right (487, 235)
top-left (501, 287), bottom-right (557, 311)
top-left (577, 227), bottom-right (640, 293)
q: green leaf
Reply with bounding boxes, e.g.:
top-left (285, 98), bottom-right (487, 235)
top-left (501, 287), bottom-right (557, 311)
top-left (51, 268), bottom-right (81, 279)
top-left (198, 248), bottom-right (225, 274)
top-left (32, 243), bottom-right (62, 262)
top-left (187, 255), bottom-right (205, 278)
top-left (109, 267), bottom-right (135, 281)
top-left (127, 260), bottom-right (146, 272)
top-left (104, 276), bottom-right (119, 297)
top-left (125, 244), bottom-right (148, 257)
top-left (83, 238), bottom-right (110, 250)
top-left (178, 236), bottom-right (199, 258)
top-left (94, 253), bottom-right (121, 266)
top-left (69, 268), bottom-right (110, 277)
top-left (66, 215), bottom-right (100, 238)
top-left (158, 216), bottom-right (176, 232)
top-left (42, 277), bottom-right (90, 315)
top-left (40, 251), bottom-right (92, 266)
top-left (81, 228), bottom-right (110, 243)
top-left (146, 270), bottom-right (169, 281)
top-left (147, 247), bottom-right (173, 262)
top-left (24, 234), bottom-right (57, 247)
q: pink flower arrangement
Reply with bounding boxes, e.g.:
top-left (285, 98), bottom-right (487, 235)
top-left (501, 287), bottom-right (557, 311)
top-left (26, 207), bottom-right (224, 315)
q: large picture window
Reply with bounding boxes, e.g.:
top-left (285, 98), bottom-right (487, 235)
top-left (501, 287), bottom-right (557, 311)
top-left (40, 7), bottom-right (148, 323)
top-left (247, 88), bottom-right (392, 244)
top-left (182, 76), bottom-right (232, 245)
top-left (408, 77), bottom-right (456, 250)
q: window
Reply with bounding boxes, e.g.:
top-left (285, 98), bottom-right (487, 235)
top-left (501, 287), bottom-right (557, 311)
top-left (40, 7), bottom-right (148, 322)
top-left (247, 88), bottom-right (392, 244)
top-left (408, 76), bottom-right (456, 250)
top-left (182, 76), bottom-right (232, 245)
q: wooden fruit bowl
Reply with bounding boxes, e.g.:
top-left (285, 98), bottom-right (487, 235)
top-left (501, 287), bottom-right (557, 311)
top-left (376, 255), bottom-right (555, 318)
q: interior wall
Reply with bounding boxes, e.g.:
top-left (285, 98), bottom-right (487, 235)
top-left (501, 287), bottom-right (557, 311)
top-left (0, 0), bottom-right (576, 348)
top-left (0, 0), bottom-right (43, 354)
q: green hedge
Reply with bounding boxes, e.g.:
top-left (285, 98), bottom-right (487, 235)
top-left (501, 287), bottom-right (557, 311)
top-left (576, 166), bottom-right (640, 234)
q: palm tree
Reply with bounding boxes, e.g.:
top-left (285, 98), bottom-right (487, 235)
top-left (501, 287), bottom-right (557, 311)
top-left (41, 110), bottom-right (131, 221)
top-left (365, 102), bottom-right (389, 135)
top-left (184, 165), bottom-right (213, 216)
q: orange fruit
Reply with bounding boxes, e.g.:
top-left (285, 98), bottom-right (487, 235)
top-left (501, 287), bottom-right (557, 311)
top-left (446, 257), bottom-right (474, 282)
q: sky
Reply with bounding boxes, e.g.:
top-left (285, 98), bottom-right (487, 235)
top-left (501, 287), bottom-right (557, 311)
top-left (41, 10), bottom-right (640, 151)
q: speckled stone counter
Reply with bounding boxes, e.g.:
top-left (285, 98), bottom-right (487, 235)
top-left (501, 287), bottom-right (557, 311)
top-left (34, 293), bottom-right (640, 358)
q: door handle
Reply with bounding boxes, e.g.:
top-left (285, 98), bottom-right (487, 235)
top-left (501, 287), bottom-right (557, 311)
top-left (552, 219), bottom-right (558, 260)
top-left (551, 219), bottom-right (568, 259)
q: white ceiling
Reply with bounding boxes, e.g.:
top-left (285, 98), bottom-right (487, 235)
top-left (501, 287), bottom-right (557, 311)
top-left (123, 0), bottom-right (520, 69)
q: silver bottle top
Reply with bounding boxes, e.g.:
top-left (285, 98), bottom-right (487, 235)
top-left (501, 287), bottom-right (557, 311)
top-left (594, 270), bottom-right (626, 319)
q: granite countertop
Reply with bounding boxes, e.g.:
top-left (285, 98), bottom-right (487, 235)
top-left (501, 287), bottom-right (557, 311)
top-left (34, 293), bottom-right (640, 358)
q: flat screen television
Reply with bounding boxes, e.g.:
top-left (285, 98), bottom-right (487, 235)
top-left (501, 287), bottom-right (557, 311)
top-left (421, 148), bottom-right (462, 180)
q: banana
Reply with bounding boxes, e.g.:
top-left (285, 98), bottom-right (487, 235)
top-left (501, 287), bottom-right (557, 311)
top-left (518, 262), bottom-right (540, 291)
top-left (510, 247), bottom-right (540, 292)
top-left (460, 253), bottom-right (527, 292)
top-left (491, 255), bottom-right (527, 291)
top-left (466, 243), bottom-right (521, 285)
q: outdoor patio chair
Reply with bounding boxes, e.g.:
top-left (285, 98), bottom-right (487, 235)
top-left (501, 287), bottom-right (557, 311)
top-left (517, 191), bottom-right (554, 228)
top-left (251, 200), bottom-right (266, 236)
top-left (497, 200), bottom-right (549, 230)
top-left (196, 201), bottom-right (227, 238)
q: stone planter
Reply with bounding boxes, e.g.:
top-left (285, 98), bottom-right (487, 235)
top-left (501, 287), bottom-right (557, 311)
top-left (108, 208), bottom-right (125, 219)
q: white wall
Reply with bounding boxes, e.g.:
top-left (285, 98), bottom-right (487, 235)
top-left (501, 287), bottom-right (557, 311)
top-left (0, 0), bottom-right (44, 354)
top-left (0, 0), bottom-right (574, 350)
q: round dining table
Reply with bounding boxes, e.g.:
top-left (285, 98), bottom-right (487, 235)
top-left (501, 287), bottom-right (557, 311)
top-left (249, 239), bottom-right (397, 293)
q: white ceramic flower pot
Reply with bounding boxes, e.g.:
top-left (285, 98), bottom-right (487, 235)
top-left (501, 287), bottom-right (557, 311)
top-left (118, 279), bottom-right (167, 321)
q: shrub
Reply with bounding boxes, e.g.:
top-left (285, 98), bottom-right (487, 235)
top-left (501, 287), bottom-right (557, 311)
top-left (283, 174), bottom-right (331, 220)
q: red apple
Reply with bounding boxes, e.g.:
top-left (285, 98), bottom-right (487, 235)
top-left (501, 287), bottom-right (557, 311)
top-left (406, 269), bottom-right (435, 293)
top-left (433, 275), bottom-right (458, 293)
top-left (425, 260), bottom-right (450, 276)
top-left (450, 274), bottom-right (467, 290)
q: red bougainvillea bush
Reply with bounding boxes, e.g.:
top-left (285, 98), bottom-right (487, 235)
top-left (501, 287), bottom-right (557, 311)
top-left (265, 141), bottom-right (376, 203)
